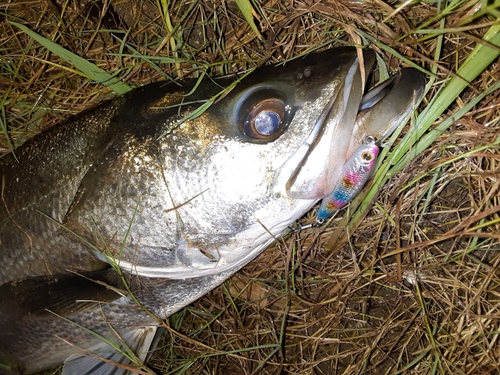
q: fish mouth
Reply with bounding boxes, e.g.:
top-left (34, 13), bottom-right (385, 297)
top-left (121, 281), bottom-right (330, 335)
top-left (283, 56), bottom-right (369, 200)
top-left (352, 67), bottom-right (426, 144)
top-left (283, 58), bottom-right (426, 200)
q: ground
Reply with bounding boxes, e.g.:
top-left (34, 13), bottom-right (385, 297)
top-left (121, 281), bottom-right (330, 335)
top-left (1, 0), bottom-right (499, 374)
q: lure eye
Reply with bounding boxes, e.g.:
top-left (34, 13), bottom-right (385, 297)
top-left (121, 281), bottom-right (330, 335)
top-left (361, 151), bottom-right (374, 161)
top-left (242, 99), bottom-right (286, 140)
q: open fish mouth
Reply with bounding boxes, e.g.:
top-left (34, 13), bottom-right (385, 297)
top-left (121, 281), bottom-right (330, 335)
top-left (285, 57), bottom-right (426, 200)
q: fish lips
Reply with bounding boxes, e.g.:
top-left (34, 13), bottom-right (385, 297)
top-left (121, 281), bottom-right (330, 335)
top-left (284, 56), bottom-right (426, 200)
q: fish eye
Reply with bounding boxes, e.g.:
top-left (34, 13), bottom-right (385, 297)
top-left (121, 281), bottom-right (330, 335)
top-left (233, 85), bottom-right (293, 143)
top-left (242, 98), bottom-right (286, 141)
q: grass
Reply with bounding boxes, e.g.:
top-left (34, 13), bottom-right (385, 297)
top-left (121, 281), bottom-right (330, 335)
top-left (1, 0), bottom-right (500, 374)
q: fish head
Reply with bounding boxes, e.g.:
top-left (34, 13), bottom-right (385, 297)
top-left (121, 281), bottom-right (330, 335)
top-left (123, 47), bottom-right (422, 280)
top-left (130, 48), bottom-right (373, 278)
top-left (81, 48), bottom-right (425, 281)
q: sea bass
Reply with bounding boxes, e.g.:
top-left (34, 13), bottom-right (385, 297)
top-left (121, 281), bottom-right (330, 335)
top-left (0, 48), bottom-right (425, 374)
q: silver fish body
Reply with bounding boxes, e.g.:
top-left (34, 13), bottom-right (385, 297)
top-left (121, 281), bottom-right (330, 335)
top-left (0, 48), bottom-right (425, 374)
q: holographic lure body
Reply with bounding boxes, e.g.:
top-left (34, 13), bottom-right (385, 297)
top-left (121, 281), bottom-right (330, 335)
top-left (316, 138), bottom-right (380, 224)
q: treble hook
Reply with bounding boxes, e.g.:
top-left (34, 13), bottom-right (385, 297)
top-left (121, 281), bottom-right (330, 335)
top-left (289, 223), bottom-right (319, 233)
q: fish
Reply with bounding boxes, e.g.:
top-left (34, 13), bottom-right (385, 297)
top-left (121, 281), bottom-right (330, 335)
top-left (316, 137), bottom-right (380, 224)
top-left (0, 47), bottom-right (426, 374)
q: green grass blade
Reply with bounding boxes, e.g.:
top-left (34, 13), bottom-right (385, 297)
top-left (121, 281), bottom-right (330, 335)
top-left (11, 22), bottom-right (132, 95)
top-left (357, 30), bottom-right (432, 76)
top-left (326, 23), bottom-right (500, 250)
top-left (391, 23), bottom-right (500, 171)
top-left (234, 0), bottom-right (263, 40)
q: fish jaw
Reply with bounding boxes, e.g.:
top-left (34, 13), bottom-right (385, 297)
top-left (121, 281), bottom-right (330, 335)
top-left (282, 49), bottom-right (376, 200)
top-left (284, 65), bottom-right (427, 201)
top-left (346, 67), bottom-right (427, 156)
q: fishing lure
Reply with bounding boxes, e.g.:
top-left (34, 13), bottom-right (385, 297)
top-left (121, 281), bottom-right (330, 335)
top-left (316, 137), bottom-right (380, 224)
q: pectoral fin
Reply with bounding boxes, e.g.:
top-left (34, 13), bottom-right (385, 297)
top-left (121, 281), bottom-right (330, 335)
top-left (63, 326), bottom-right (163, 375)
top-left (0, 270), bottom-right (161, 375)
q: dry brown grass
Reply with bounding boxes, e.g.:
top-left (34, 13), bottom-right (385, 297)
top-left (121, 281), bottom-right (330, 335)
top-left (1, 0), bottom-right (499, 374)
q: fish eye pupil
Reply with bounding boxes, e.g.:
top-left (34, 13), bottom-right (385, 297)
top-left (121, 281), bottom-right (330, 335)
top-left (254, 111), bottom-right (282, 135)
